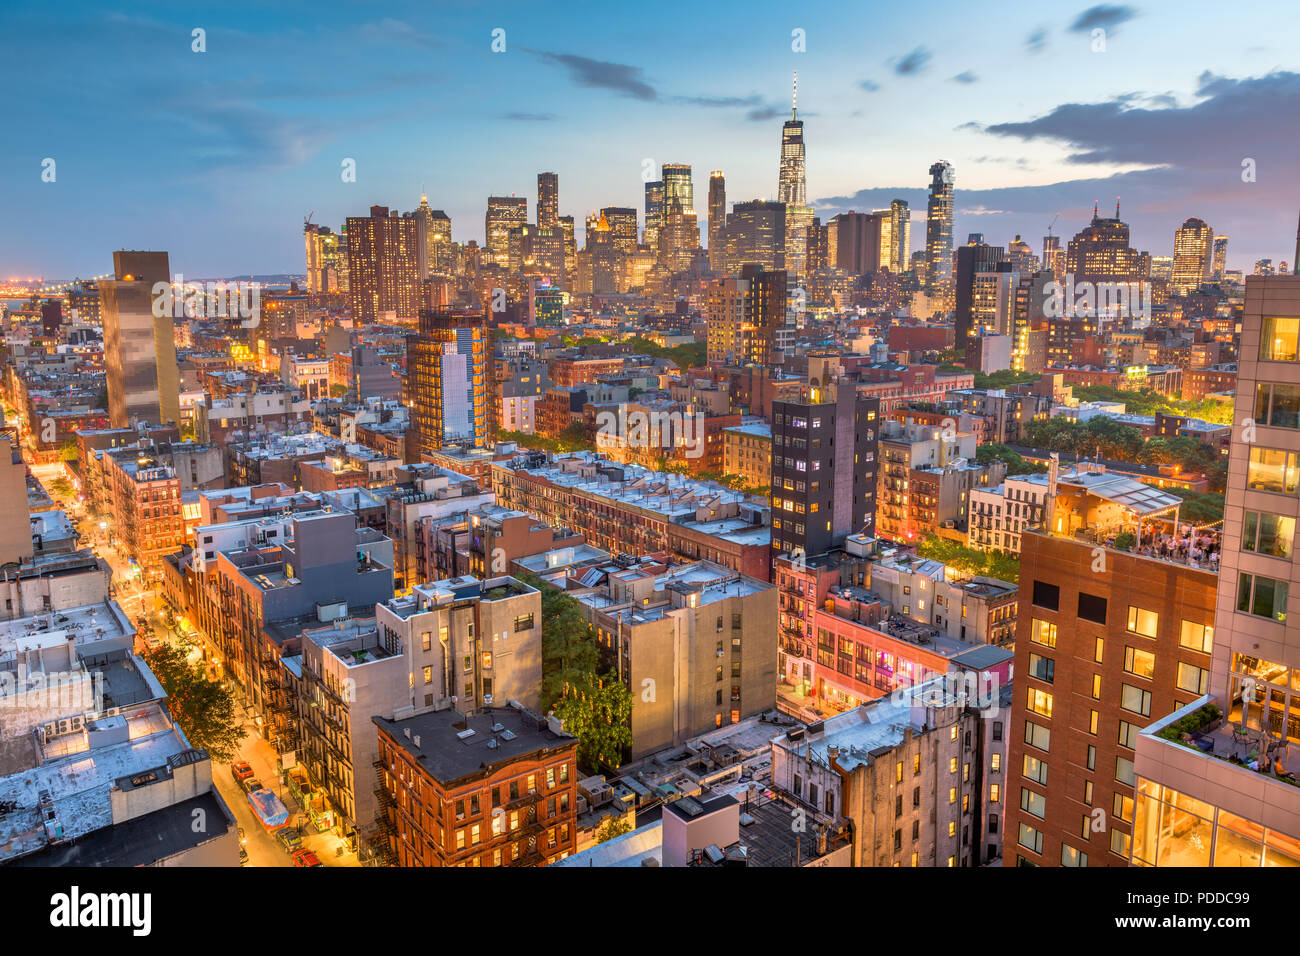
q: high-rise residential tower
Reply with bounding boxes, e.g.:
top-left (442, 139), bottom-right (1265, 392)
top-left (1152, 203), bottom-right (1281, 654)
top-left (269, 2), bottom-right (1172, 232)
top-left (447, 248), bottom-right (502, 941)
top-left (643, 180), bottom-right (665, 250)
top-left (925, 161), bottom-right (955, 295)
top-left (1211, 235), bottom-right (1229, 281)
top-left (99, 250), bottom-right (180, 428)
top-left (708, 170), bottom-right (727, 273)
top-left (485, 196), bottom-right (528, 269)
top-left (537, 172), bottom-right (559, 230)
top-left (1171, 217), bottom-right (1215, 294)
top-left (888, 199), bottom-right (911, 273)
top-left (345, 205), bottom-right (421, 321)
top-left (406, 309), bottom-right (490, 462)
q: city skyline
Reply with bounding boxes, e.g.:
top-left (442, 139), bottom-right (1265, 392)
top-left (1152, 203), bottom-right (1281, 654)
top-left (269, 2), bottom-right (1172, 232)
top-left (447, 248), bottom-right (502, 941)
top-left (4, 0), bottom-right (1299, 278)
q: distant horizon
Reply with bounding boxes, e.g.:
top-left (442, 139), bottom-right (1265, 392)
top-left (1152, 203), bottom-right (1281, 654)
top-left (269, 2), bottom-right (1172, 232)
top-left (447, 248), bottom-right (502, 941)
top-left (5, 0), bottom-right (1299, 276)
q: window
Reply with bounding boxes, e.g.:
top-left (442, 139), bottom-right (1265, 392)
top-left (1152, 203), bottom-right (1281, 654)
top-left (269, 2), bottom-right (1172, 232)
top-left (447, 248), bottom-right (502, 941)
top-left (1022, 754), bottom-right (1048, 785)
top-left (421, 631), bottom-right (431, 651)
top-left (1113, 792), bottom-right (1134, 824)
top-left (1061, 845), bottom-right (1088, 867)
top-left (1115, 756), bottom-right (1135, 787)
top-left (1028, 653), bottom-right (1055, 683)
top-left (949, 787), bottom-right (957, 804)
top-left (1026, 687), bottom-right (1054, 718)
top-left (1087, 745), bottom-right (1096, 771)
top-left (1247, 447), bottom-right (1300, 494)
top-left (913, 753), bottom-right (921, 775)
top-left (1262, 316), bottom-right (1300, 361)
top-left (1179, 620), bottom-right (1213, 654)
top-left (992, 721), bottom-right (1003, 742)
top-left (423, 665), bottom-right (433, 684)
top-left (513, 613), bottom-right (535, 632)
top-left (1091, 675), bottom-right (1102, 700)
top-left (1024, 721), bottom-right (1050, 752)
top-left (1123, 646), bottom-right (1156, 679)
top-left (1094, 638), bottom-right (1104, 663)
top-left (1110, 830), bottom-right (1131, 857)
top-left (1177, 661), bottom-right (1210, 695)
top-left (1020, 787), bottom-right (1046, 819)
top-left (991, 753), bottom-right (1001, 771)
top-left (989, 784), bottom-right (1000, 802)
top-left (1243, 511), bottom-right (1295, 559)
top-left (1126, 606), bottom-right (1158, 638)
top-left (1031, 580), bottom-right (1059, 611)
top-left (1255, 382), bottom-right (1300, 429)
top-left (895, 761), bottom-right (903, 783)
top-left (1120, 684), bottom-right (1152, 717)
top-left (1078, 592), bottom-right (1107, 625)
top-left (1238, 572), bottom-right (1289, 622)
top-left (1118, 720), bottom-right (1140, 750)
top-left (1089, 709), bottom-right (1099, 735)
top-left (1030, 619), bottom-right (1057, 648)
top-left (1018, 823), bottom-right (1043, 854)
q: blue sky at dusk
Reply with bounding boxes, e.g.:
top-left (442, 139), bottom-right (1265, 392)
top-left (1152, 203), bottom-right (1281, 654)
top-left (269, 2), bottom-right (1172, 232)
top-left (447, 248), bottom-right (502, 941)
top-left (4, 0), bottom-right (1299, 279)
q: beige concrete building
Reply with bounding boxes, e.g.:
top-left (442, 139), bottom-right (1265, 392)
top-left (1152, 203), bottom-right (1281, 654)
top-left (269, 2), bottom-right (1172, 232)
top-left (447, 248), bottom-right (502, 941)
top-left (722, 423), bottom-right (771, 490)
top-left (573, 560), bottom-right (777, 758)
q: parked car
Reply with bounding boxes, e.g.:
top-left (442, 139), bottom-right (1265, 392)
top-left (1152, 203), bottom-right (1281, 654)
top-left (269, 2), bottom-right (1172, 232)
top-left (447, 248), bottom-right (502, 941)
top-left (243, 778), bottom-right (264, 794)
top-left (276, 827), bottom-right (303, 852)
top-left (230, 761), bottom-right (254, 785)
top-left (292, 849), bottom-right (322, 868)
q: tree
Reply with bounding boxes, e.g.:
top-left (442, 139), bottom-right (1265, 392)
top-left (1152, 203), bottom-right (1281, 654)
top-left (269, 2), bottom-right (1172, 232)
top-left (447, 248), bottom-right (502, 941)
top-left (49, 477), bottom-right (73, 499)
top-left (59, 438), bottom-right (79, 462)
top-left (552, 674), bottom-right (634, 772)
top-left (515, 572), bottom-right (600, 710)
top-left (976, 444), bottom-right (1046, 476)
top-left (329, 384), bottom-right (349, 398)
top-left (142, 641), bottom-right (247, 761)
top-left (916, 533), bottom-right (1020, 584)
top-left (595, 815), bottom-right (633, 844)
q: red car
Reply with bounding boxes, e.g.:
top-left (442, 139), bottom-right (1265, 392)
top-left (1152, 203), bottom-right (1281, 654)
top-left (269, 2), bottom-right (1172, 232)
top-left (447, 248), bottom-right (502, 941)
top-left (230, 761), bottom-right (254, 785)
top-left (292, 849), bottom-right (322, 868)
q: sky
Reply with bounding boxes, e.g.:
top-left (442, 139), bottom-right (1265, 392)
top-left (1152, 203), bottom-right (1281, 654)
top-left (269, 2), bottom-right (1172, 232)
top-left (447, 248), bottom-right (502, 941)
top-left (4, 0), bottom-right (1300, 280)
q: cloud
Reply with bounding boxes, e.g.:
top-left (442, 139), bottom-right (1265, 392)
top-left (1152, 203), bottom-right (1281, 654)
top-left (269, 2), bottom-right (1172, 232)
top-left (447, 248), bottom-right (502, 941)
top-left (500, 111), bottom-right (557, 121)
top-left (891, 47), bottom-right (931, 76)
top-left (674, 94), bottom-right (763, 108)
top-left (951, 71), bottom-right (979, 84)
top-left (746, 106), bottom-right (782, 121)
top-left (531, 51), bottom-right (656, 100)
top-left (1025, 28), bottom-right (1049, 53)
top-left (1067, 5), bottom-right (1138, 34)
top-left (859, 79), bottom-right (881, 92)
top-left (357, 18), bottom-right (443, 49)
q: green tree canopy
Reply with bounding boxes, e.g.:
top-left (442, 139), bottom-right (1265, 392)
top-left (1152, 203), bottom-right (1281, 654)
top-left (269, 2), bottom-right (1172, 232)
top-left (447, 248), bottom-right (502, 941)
top-left (143, 641), bottom-right (247, 761)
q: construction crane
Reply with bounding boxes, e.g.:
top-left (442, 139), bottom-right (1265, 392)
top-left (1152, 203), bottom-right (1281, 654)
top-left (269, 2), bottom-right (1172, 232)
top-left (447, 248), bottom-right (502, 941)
top-left (304, 211), bottom-right (315, 231)
top-left (1046, 212), bottom-right (1059, 239)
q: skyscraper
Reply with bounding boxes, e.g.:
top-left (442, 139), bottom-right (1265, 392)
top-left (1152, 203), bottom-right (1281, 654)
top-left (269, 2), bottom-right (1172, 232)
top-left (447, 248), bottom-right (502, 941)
top-left (643, 180), bottom-right (664, 250)
top-left (777, 72), bottom-right (806, 208)
top-left (725, 200), bottom-right (786, 273)
top-left (925, 161), bottom-right (955, 294)
top-left (345, 206), bottom-right (421, 321)
top-left (708, 170), bottom-right (726, 273)
top-left (1171, 217), bottom-right (1215, 293)
top-left (485, 196), bottom-right (528, 269)
top-left (827, 212), bottom-right (885, 276)
top-left (1065, 204), bottom-right (1144, 285)
top-left (1128, 273), bottom-right (1300, 868)
top-left (1211, 235), bottom-right (1229, 281)
top-left (955, 240), bottom-right (1008, 344)
top-left (407, 309), bottom-right (490, 462)
top-left (600, 207), bottom-right (638, 254)
top-left (99, 250), bottom-right (180, 428)
top-left (537, 172), bottom-right (559, 230)
top-left (1042, 234), bottom-right (1064, 277)
top-left (888, 200), bottom-right (911, 273)
top-left (661, 163), bottom-right (694, 216)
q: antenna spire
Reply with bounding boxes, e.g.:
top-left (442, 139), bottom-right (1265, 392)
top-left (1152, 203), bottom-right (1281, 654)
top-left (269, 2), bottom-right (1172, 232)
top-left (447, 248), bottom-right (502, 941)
top-left (1115, 196), bottom-right (1121, 219)
top-left (792, 70), bottom-right (798, 120)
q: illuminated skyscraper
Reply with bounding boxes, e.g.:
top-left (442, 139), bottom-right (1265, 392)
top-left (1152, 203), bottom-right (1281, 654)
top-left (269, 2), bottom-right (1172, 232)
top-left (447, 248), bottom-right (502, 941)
top-left (1065, 203), bottom-right (1143, 285)
top-left (485, 196), bottom-right (528, 268)
top-left (925, 161), bottom-right (955, 294)
top-left (708, 171), bottom-right (726, 273)
top-left (888, 200), bottom-right (911, 273)
top-left (661, 163), bottom-right (694, 216)
top-left (1042, 234), bottom-right (1064, 277)
top-left (725, 200), bottom-right (786, 273)
top-left (346, 206), bottom-right (421, 321)
top-left (537, 172), bottom-right (559, 230)
top-left (600, 207), bottom-right (638, 254)
top-left (643, 180), bottom-right (665, 250)
top-left (99, 250), bottom-right (180, 428)
top-left (1211, 235), bottom-right (1228, 281)
top-left (407, 309), bottom-right (490, 462)
top-left (1171, 217), bottom-right (1215, 293)
top-left (777, 72), bottom-right (806, 208)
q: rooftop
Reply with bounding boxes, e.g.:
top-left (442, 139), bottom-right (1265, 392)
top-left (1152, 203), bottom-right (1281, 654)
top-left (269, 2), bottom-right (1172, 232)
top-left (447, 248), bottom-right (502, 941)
top-left (374, 704), bottom-right (574, 786)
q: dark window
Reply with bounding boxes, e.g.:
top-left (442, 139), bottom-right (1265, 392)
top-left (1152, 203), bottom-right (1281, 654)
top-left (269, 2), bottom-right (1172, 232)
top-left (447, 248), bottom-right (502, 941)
top-left (1031, 580), bottom-right (1059, 611)
top-left (1078, 592), bottom-right (1108, 625)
